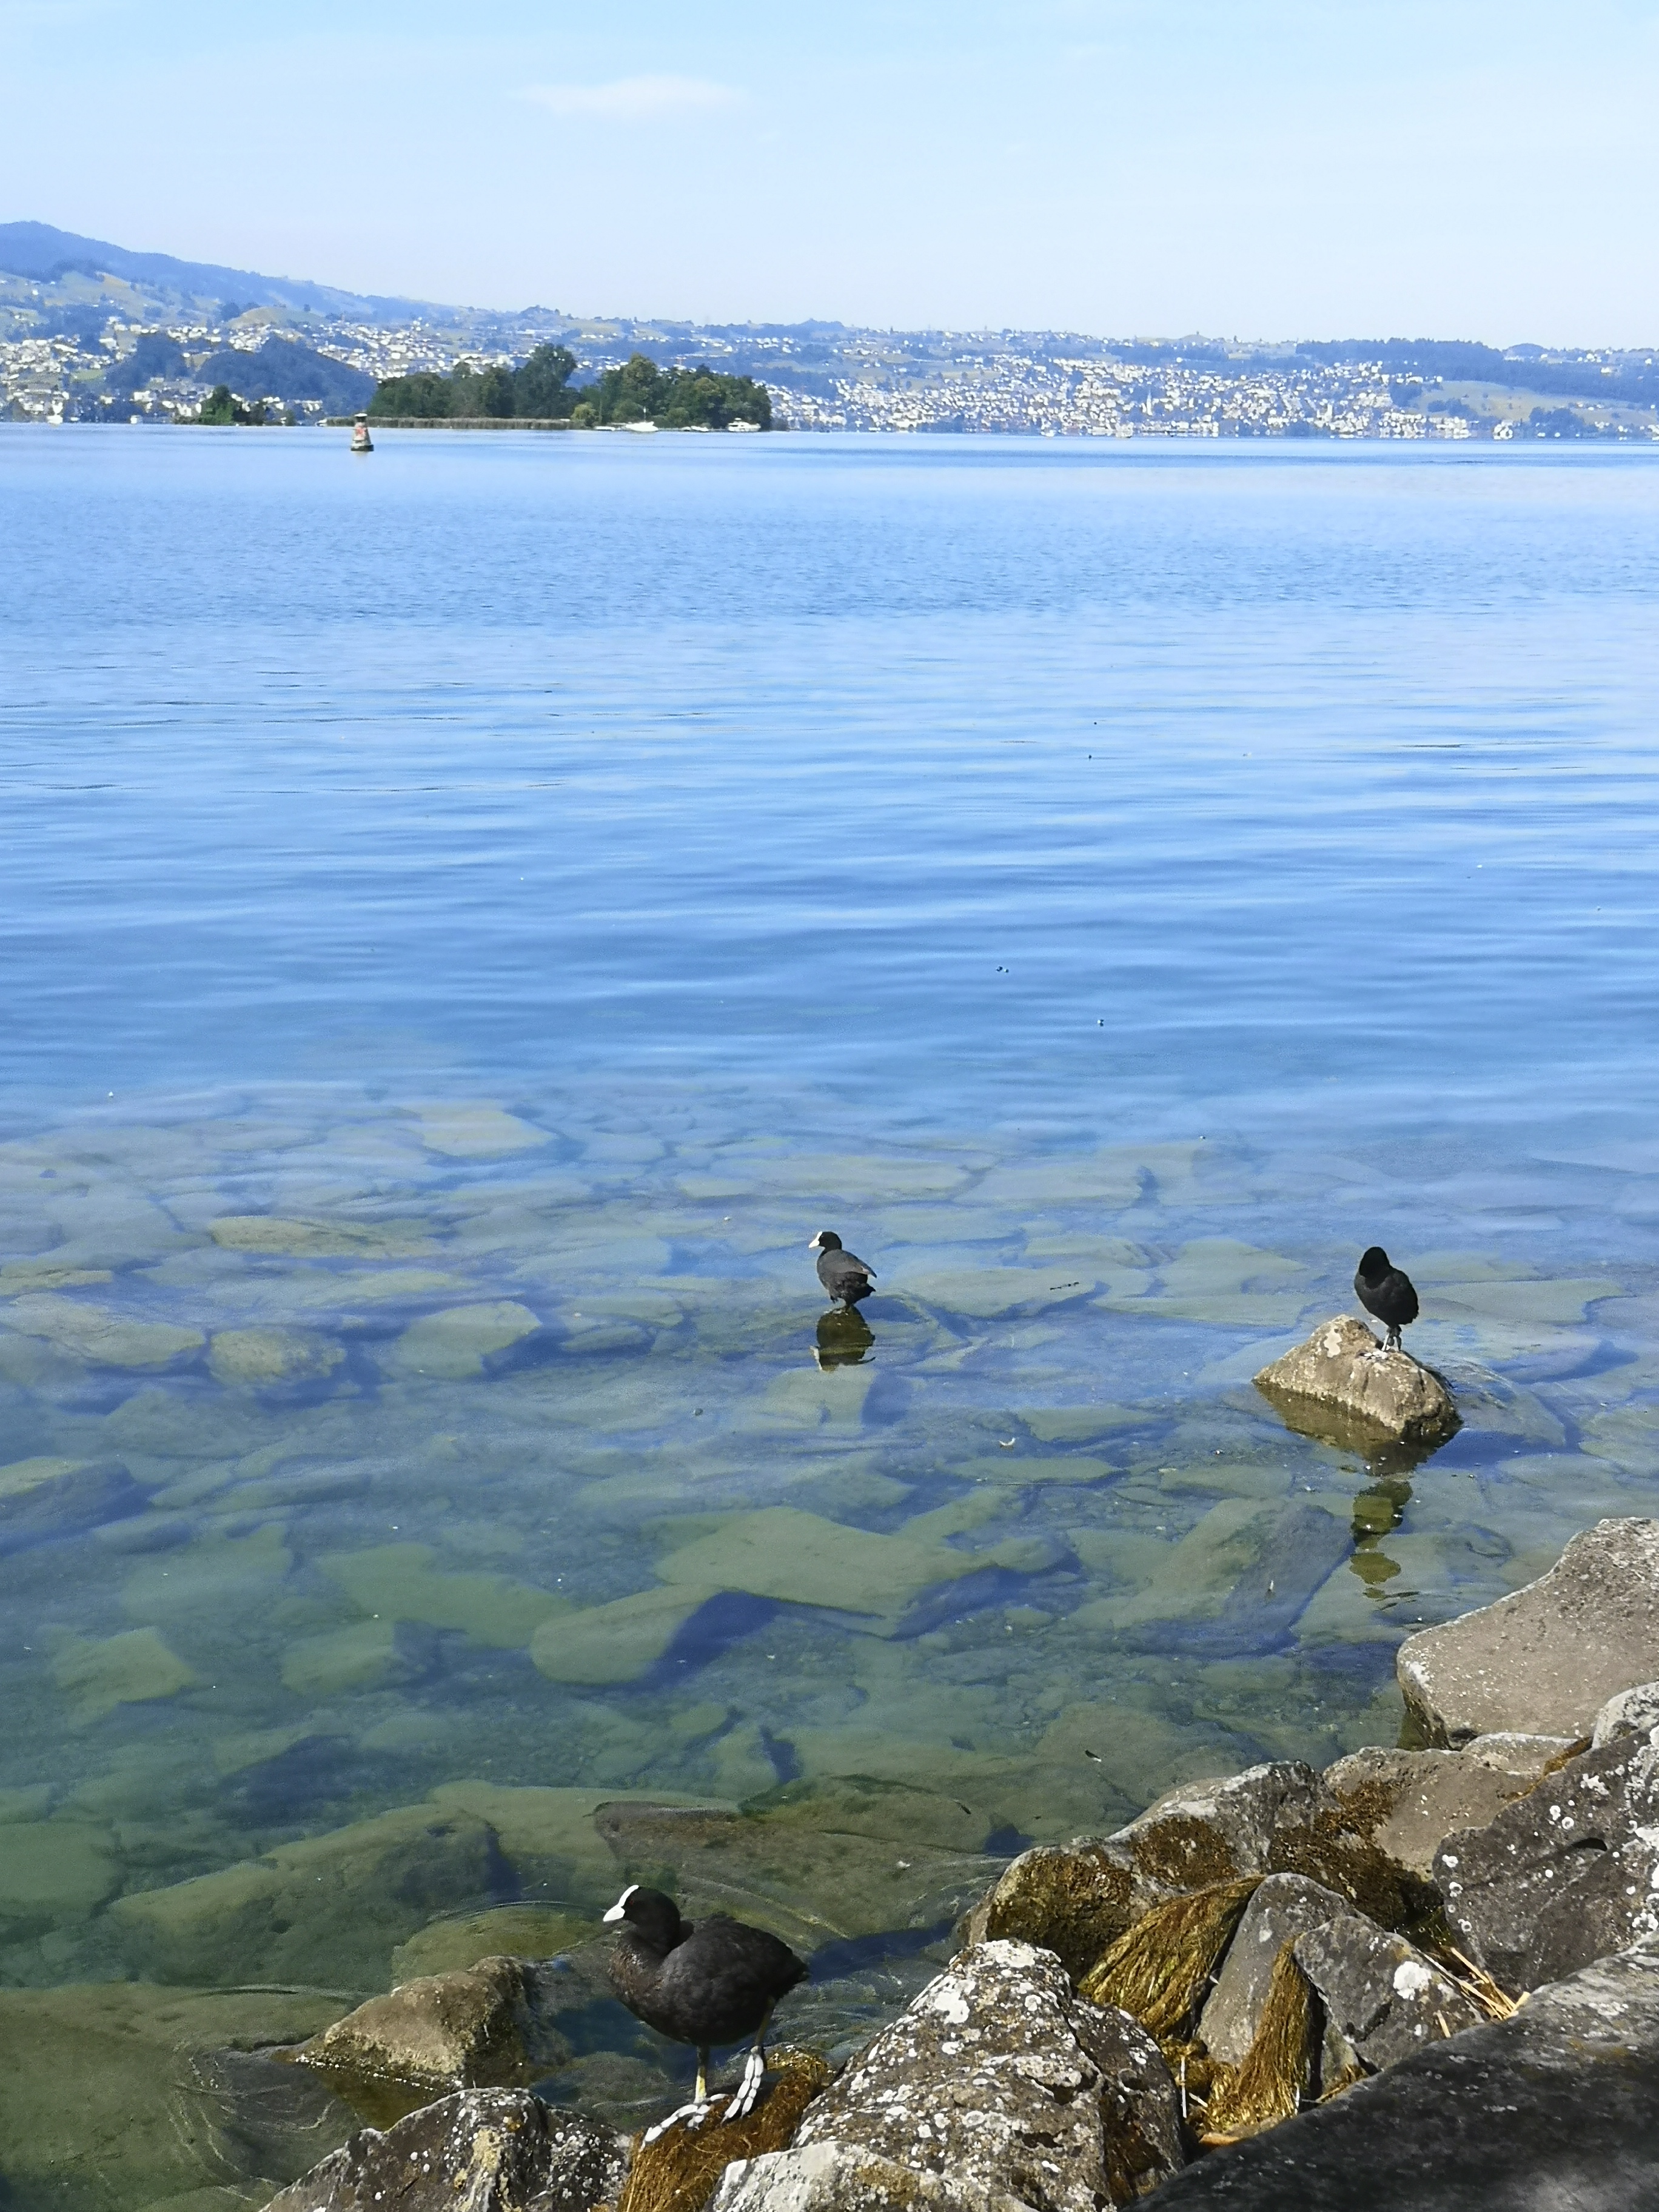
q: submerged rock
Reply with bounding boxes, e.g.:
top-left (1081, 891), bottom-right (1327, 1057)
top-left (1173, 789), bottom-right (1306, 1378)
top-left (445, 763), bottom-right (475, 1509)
top-left (0, 1982), bottom-right (354, 2212)
top-left (1397, 1516), bottom-right (1659, 1743)
top-left (1434, 1733), bottom-right (1659, 1992)
top-left (1254, 1315), bottom-right (1458, 1447)
top-left (291, 1957), bottom-right (568, 2100)
top-left (1138, 1943), bottom-right (1659, 2210)
top-left (774, 1940), bottom-right (1182, 2212)
top-left (260, 2088), bottom-right (626, 2212)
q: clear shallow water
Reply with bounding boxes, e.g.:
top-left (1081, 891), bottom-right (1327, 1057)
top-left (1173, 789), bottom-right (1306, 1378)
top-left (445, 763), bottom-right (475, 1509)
top-left (4, 429), bottom-right (1659, 2204)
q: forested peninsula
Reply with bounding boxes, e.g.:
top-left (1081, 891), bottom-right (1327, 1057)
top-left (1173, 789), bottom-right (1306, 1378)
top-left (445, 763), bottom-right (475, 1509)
top-left (368, 346), bottom-right (771, 429)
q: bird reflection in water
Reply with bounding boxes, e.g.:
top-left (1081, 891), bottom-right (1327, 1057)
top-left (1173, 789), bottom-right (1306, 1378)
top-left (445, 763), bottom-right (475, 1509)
top-left (1347, 1433), bottom-right (1439, 1597)
top-left (814, 1307), bottom-right (874, 1370)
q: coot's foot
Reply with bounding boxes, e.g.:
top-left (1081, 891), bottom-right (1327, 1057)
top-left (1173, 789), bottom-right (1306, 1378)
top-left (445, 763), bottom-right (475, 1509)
top-left (643, 2099), bottom-right (716, 2143)
top-left (724, 2045), bottom-right (766, 2120)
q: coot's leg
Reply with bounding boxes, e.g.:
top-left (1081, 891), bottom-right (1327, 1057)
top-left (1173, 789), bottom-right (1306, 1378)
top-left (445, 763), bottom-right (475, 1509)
top-left (724, 2011), bottom-right (773, 2121)
top-left (641, 2050), bottom-right (716, 2142)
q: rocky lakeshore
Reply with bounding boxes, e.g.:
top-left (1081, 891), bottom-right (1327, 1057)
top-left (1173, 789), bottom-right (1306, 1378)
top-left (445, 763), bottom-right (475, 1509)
top-left (246, 1515), bottom-right (1659, 2212)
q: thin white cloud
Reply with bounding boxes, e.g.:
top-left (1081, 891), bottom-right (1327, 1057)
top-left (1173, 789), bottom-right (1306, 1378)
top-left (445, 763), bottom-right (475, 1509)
top-left (521, 75), bottom-right (742, 122)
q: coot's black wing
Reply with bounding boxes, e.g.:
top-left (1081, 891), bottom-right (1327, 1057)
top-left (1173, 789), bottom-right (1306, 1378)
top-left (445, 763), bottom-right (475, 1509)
top-left (817, 1247), bottom-right (875, 1304)
top-left (652, 1917), bottom-right (808, 2048)
top-left (1355, 1265), bottom-right (1418, 1332)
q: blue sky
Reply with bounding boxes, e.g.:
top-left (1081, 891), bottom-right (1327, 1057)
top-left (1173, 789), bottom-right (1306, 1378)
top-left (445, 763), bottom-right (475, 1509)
top-left (4, 0), bottom-right (1657, 342)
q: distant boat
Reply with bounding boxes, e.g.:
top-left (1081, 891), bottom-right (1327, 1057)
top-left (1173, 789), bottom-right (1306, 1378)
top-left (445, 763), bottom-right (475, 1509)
top-left (350, 413), bottom-right (373, 454)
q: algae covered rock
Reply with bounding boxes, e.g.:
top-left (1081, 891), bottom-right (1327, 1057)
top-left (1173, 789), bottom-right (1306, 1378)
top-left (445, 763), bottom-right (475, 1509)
top-left (1397, 1516), bottom-right (1659, 1743)
top-left (1323, 1737), bottom-right (1574, 1878)
top-left (209, 1327), bottom-right (345, 1386)
top-left (260, 2089), bottom-right (625, 2212)
top-left (1254, 1315), bottom-right (1458, 1447)
top-left (620, 2048), bottom-right (828, 2212)
top-left (788, 1939), bottom-right (1184, 2212)
top-left (109, 1803), bottom-right (512, 1986)
top-left (1434, 1733), bottom-right (1659, 1992)
top-left (961, 1843), bottom-right (1138, 1980)
top-left (292, 1957), bottom-right (568, 2100)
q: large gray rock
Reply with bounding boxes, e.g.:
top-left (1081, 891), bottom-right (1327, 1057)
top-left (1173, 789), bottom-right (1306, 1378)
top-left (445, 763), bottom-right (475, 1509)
top-left (712, 2142), bottom-right (1026, 2212)
top-left (1435, 1734), bottom-right (1659, 1992)
top-left (1594, 1678), bottom-right (1659, 1749)
top-left (1293, 1913), bottom-right (1484, 2071)
top-left (291, 1958), bottom-right (567, 2097)
top-left (1130, 1944), bottom-right (1659, 2210)
top-left (1323, 1735), bottom-right (1572, 1877)
top-left (778, 1940), bottom-right (1183, 2212)
top-left (1398, 1517), bottom-right (1659, 1744)
top-left (258, 2089), bottom-right (627, 2212)
top-left (1254, 1315), bottom-right (1459, 1447)
top-left (1198, 1874), bottom-right (1349, 2065)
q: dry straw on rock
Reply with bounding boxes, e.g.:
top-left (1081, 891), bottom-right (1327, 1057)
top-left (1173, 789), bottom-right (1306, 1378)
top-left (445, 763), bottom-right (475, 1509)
top-left (618, 2049), bottom-right (830, 2212)
top-left (1078, 1877), bottom-right (1259, 2039)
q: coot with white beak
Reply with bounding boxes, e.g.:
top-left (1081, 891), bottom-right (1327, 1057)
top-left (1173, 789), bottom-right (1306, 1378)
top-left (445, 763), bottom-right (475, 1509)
top-left (808, 1230), bottom-right (876, 1308)
top-left (603, 1884), bottom-right (807, 2136)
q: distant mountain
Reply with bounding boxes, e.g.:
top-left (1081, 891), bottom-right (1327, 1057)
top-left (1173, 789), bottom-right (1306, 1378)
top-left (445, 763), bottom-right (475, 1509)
top-left (0, 220), bottom-right (440, 323)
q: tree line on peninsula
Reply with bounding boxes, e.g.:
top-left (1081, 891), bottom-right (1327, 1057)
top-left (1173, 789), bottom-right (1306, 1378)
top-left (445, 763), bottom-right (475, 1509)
top-left (369, 346), bottom-right (772, 429)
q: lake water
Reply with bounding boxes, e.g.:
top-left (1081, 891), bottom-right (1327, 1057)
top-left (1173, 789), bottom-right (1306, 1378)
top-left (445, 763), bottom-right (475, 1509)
top-left (4, 429), bottom-right (1659, 2207)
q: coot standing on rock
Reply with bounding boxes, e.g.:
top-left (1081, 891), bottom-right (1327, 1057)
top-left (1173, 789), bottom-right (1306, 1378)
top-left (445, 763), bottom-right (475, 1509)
top-left (1355, 1246), bottom-right (1420, 1352)
top-left (603, 1884), bottom-right (808, 2136)
top-left (808, 1230), bottom-right (876, 1308)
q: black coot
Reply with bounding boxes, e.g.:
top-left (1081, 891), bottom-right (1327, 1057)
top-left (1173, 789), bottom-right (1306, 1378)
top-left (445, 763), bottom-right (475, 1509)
top-left (1355, 1246), bottom-right (1419, 1351)
top-left (808, 1229), bottom-right (876, 1307)
top-left (604, 1884), bottom-right (807, 2131)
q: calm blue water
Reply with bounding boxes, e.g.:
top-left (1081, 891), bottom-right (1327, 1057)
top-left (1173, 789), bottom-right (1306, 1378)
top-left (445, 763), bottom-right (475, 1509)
top-left (3, 429), bottom-right (1659, 2202)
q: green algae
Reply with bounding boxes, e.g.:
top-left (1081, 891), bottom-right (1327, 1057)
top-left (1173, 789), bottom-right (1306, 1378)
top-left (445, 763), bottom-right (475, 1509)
top-left (52, 1628), bottom-right (197, 1722)
top-left (5, 1295), bottom-right (204, 1368)
top-left (381, 1300), bottom-right (542, 1378)
top-left (207, 1329), bottom-right (345, 1386)
top-left (653, 1506), bottom-right (982, 1620)
top-left (0, 1821), bottom-right (120, 1929)
top-left (532, 1586), bottom-right (715, 1684)
top-left (0, 1983), bottom-right (354, 2212)
top-left (207, 1216), bottom-right (434, 1258)
top-left (390, 1906), bottom-right (594, 1979)
top-left (319, 1543), bottom-right (566, 1647)
top-left (415, 1104), bottom-right (549, 1158)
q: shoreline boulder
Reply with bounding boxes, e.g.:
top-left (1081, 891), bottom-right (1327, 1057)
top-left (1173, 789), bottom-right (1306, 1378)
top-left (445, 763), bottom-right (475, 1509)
top-left (258, 2088), bottom-right (627, 2212)
top-left (1254, 1315), bottom-right (1459, 1447)
top-left (290, 1957), bottom-right (568, 2103)
top-left (719, 1940), bottom-right (1184, 2212)
top-left (1397, 1517), bottom-right (1659, 1744)
top-left (1435, 1732), bottom-right (1659, 1992)
top-left (1130, 1945), bottom-right (1659, 2210)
